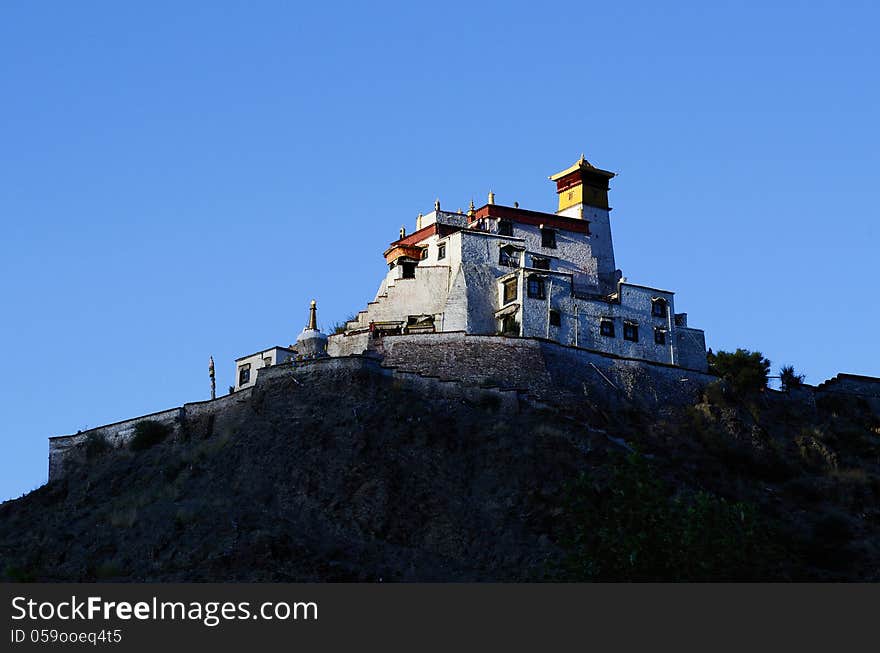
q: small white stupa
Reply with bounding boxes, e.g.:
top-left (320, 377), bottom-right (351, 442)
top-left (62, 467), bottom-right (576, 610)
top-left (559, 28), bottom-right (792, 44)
top-left (296, 300), bottom-right (328, 359)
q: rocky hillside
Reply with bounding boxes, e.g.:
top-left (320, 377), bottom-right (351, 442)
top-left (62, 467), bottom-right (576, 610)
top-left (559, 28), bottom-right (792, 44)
top-left (2, 363), bottom-right (879, 581)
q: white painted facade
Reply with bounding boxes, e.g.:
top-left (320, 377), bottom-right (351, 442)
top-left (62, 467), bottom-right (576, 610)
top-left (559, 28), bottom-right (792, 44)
top-left (329, 161), bottom-right (708, 371)
top-left (234, 346), bottom-right (297, 391)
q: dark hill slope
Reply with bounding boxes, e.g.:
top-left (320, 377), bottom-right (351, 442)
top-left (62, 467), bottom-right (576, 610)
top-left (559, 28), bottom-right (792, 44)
top-left (2, 364), bottom-right (880, 581)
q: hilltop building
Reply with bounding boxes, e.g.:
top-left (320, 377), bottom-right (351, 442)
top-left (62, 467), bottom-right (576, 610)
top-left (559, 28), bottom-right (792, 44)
top-left (327, 155), bottom-right (708, 371)
top-left (46, 155), bottom-right (880, 484)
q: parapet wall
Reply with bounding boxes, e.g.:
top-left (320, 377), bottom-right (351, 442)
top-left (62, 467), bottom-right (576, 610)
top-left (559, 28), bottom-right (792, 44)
top-left (47, 356), bottom-right (525, 482)
top-left (48, 390), bottom-right (254, 481)
top-left (816, 373), bottom-right (880, 413)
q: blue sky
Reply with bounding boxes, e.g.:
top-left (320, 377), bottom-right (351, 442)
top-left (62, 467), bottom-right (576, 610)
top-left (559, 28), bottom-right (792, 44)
top-left (1, 1), bottom-right (878, 501)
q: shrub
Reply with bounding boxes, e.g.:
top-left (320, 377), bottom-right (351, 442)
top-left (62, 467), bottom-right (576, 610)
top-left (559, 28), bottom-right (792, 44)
top-left (84, 433), bottom-right (110, 459)
top-left (129, 420), bottom-right (171, 451)
top-left (332, 314), bottom-right (359, 335)
top-left (707, 349), bottom-right (770, 396)
top-left (780, 365), bottom-right (805, 392)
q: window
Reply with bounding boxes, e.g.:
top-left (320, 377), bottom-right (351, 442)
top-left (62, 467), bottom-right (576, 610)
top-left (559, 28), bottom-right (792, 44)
top-left (238, 364), bottom-right (251, 386)
top-left (541, 228), bottom-right (557, 248)
top-left (600, 319), bottom-right (615, 338)
top-left (263, 357), bottom-right (272, 367)
top-left (502, 278), bottom-right (518, 303)
top-left (420, 248), bottom-right (428, 260)
top-left (401, 262), bottom-right (416, 278)
top-left (652, 298), bottom-right (668, 318)
top-left (624, 322), bottom-right (639, 342)
top-left (501, 315), bottom-right (519, 335)
top-left (549, 310), bottom-right (561, 327)
top-left (499, 245), bottom-right (521, 267)
top-left (532, 256), bottom-right (550, 270)
top-left (437, 244), bottom-right (446, 260)
top-left (654, 328), bottom-right (667, 345)
top-left (498, 219), bottom-right (513, 236)
top-left (527, 275), bottom-right (546, 299)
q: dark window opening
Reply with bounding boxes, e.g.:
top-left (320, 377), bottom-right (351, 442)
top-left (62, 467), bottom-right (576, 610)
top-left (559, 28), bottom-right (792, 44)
top-left (498, 220), bottom-right (513, 236)
top-left (420, 248), bottom-right (428, 260)
top-left (500, 315), bottom-right (519, 336)
top-left (503, 278), bottom-right (518, 304)
top-left (532, 256), bottom-right (550, 270)
top-left (541, 228), bottom-right (557, 248)
top-left (600, 319), bottom-right (615, 338)
top-left (652, 298), bottom-right (668, 318)
top-left (437, 244), bottom-right (446, 260)
top-left (263, 357), bottom-right (272, 367)
top-left (499, 245), bottom-right (521, 267)
top-left (654, 328), bottom-right (666, 345)
top-left (238, 364), bottom-right (251, 386)
top-left (549, 310), bottom-right (561, 327)
top-left (527, 276), bottom-right (546, 299)
top-left (624, 322), bottom-right (639, 342)
top-left (401, 262), bottom-right (416, 279)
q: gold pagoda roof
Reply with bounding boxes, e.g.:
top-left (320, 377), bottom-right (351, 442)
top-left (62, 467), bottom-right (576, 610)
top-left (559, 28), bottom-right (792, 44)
top-left (549, 154), bottom-right (615, 181)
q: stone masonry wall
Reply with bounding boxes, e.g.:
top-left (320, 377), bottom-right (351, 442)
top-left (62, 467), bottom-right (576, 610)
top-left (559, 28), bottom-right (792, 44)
top-left (48, 390), bottom-right (254, 482)
top-left (377, 332), bottom-right (715, 411)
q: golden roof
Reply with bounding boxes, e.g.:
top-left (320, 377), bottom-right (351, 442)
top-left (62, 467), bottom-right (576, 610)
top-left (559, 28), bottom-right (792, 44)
top-left (549, 153), bottom-right (615, 181)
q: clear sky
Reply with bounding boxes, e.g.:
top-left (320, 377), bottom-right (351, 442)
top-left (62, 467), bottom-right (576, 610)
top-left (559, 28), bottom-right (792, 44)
top-left (1, 1), bottom-right (878, 502)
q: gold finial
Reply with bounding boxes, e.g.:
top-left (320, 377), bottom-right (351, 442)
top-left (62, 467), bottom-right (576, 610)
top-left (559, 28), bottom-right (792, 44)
top-left (488, 190), bottom-right (495, 205)
top-left (416, 212), bottom-right (423, 230)
top-left (578, 153), bottom-right (586, 165)
top-left (457, 208), bottom-right (463, 214)
top-left (467, 199), bottom-right (475, 218)
top-left (400, 226), bottom-right (406, 239)
top-left (434, 198), bottom-right (440, 211)
top-left (308, 300), bottom-right (317, 330)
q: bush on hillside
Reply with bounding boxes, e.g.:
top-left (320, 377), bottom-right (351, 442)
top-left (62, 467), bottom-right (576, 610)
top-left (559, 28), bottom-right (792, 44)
top-left (707, 348), bottom-right (770, 396)
top-left (83, 433), bottom-right (111, 459)
top-left (779, 365), bottom-right (806, 392)
top-left (129, 420), bottom-right (171, 451)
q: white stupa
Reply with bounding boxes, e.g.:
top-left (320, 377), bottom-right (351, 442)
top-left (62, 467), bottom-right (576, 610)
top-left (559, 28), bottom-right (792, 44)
top-left (296, 300), bottom-right (328, 359)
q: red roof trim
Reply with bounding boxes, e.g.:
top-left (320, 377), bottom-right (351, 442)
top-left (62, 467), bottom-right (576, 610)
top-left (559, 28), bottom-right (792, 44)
top-left (388, 221), bottom-right (463, 249)
top-left (472, 204), bottom-right (589, 235)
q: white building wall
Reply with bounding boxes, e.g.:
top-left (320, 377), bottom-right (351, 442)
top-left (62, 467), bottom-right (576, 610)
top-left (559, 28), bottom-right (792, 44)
top-left (336, 207), bottom-right (706, 371)
top-left (235, 347), bottom-right (296, 390)
top-left (558, 203), bottom-right (617, 289)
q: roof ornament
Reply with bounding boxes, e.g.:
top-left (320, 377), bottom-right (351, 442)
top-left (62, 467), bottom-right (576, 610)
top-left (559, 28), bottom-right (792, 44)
top-left (467, 199), bottom-right (475, 218)
top-left (488, 190), bottom-right (495, 205)
top-left (434, 198), bottom-right (440, 211)
top-left (579, 152), bottom-right (586, 165)
top-left (307, 299), bottom-right (317, 330)
top-left (416, 212), bottom-right (423, 230)
top-left (400, 226), bottom-right (406, 239)
top-left (513, 201), bottom-right (519, 208)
